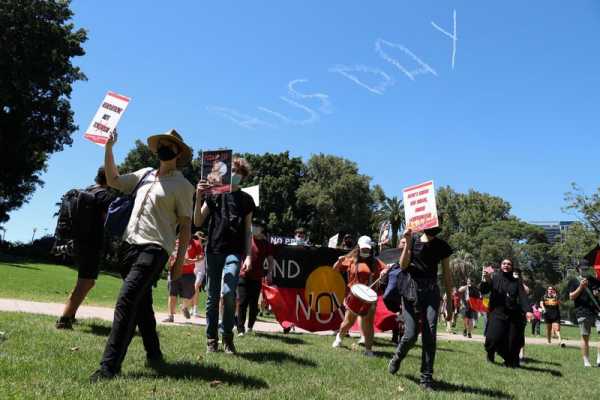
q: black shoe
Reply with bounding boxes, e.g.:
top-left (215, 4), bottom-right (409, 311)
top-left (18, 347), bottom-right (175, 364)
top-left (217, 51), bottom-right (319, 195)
top-left (206, 338), bottom-right (219, 353)
top-left (463, 329), bottom-right (467, 337)
top-left (145, 353), bottom-right (165, 369)
top-left (55, 316), bottom-right (74, 330)
top-left (222, 334), bottom-right (236, 354)
top-left (90, 368), bottom-right (115, 382)
top-left (283, 327), bottom-right (291, 334)
top-left (467, 333), bottom-right (472, 339)
top-left (388, 356), bottom-right (401, 375)
top-left (486, 351), bottom-right (495, 363)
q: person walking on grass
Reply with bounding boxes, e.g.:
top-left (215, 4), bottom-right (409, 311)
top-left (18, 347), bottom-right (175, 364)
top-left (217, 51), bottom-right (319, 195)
top-left (56, 167), bottom-right (115, 330)
top-left (541, 286), bottom-right (564, 347)
top-left (90, 129), bottom-right (194, 382)
top-left (332, 236), bottom-right (389, 357)
top-left (194, 157), bottom-right (255, 354)
top-left (163, 237), bottom-right (203, 323)
top-left (236, 219), bottom-right (274, 336)
top-left (530, 303), bottom-right (542, 337)
top-left (480, 260), bottom-right (530, 368)
top-left (458, 278), bottom-right (479, 339)
top-left (568, 264), bottom-right (600, 367)
top-left (388, 227), bottom-right (454, 391)
top-left (191, 231), bottom-right (207, 318)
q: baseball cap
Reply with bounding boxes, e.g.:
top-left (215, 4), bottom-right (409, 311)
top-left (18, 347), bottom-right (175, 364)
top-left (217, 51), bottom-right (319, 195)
top-left (357, 236), bottom-right (373, 249)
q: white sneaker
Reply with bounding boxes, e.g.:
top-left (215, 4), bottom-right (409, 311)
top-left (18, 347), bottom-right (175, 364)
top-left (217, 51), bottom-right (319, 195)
top-left (584, 357), bottom-right (592, 367)
top-left (357, 336), bottom-right (365, 346)
top-left (364, 350), bottom-right (374, 357)
top-left (332, 334), bottom-right (342, 348)
top-left (238, 332), bottom-right (245, 337)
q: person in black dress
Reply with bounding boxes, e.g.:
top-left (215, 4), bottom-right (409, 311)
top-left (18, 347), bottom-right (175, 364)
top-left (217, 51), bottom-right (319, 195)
top-left (480, 259), bottom-right (530, 367)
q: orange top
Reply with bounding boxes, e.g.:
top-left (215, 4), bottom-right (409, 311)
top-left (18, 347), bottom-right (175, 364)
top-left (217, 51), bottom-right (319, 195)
top-left (337, 256), bottom-right (386, 288)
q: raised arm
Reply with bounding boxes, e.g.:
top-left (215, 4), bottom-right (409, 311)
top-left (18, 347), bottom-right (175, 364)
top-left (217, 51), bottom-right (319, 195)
top-left (399, 229), bottom-right (413, 269)
top-left (104, 131), bottom-right (120, 189)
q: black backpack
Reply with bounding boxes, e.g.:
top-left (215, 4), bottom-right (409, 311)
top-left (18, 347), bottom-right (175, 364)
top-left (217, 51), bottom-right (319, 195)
top-left (54, 186), bottom-right (104, 244)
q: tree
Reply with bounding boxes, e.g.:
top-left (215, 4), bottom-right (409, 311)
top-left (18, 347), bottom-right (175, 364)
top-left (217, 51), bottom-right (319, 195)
top-left (550, 222), bottom-right (597, 274)
top-left (240, 151), bottom-right (306, 236)
top-left (0, 0), bottom-right (87, 223)
top-left (449, 250), bottom-right (477, 285)
top-left (296, 154), bottom-right (373, 244)
top-left (563, 183), bottom-right (600, 235)
top-left (374, 195), bottom-right (404, 247)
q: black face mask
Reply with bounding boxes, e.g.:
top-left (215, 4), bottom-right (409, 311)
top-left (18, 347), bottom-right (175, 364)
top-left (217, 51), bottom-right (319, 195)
top-left (157, 145), bottom-right (178, 161)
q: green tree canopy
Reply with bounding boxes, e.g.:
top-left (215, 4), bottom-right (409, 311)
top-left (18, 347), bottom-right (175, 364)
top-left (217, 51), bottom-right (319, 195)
top-left (297, 154), bottom-right (373, 244)
top-left (0, 0), bottom-right (87, 223)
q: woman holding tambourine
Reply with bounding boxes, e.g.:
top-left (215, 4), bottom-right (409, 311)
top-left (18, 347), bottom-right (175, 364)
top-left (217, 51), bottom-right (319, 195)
top-left (332, 235), bottom-right (388, 356)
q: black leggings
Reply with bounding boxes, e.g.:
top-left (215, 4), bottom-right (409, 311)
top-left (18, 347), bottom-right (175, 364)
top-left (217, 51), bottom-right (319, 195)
top-left (237, 277), bottom-right (261, 332)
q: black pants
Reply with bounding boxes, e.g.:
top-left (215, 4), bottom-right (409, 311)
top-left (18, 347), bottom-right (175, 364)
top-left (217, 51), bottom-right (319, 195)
top-left (237, 277), bottom-right (261, 332)
top-left (485, 309), bottom-right (525, 367)
top-left (393, 284), bottom-right (440, 384)
top-left (531, 318), bottom-right (541, 336)
top-left (99, 243), bottom-right (167, 374)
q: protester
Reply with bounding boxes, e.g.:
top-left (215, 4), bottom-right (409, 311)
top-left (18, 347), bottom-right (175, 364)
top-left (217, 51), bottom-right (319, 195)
top-left (451, 287), bottom-right (461, 332)
top-left (163, 237), bottom-right (202, 323)
top-left (191, 232), bottom-right (207, 318)
top-left (236, 219), bottom-right (274, 336)
top-left (480, 260), bottom-right (530, 368)
top-left (540, 286), bottom-right (564, 347)
top-left (530, 304), bottom-right (542, 336)
top-left (56, 167), bottom-right (115, 329)
top-left (194, 157), bottom-right (255, 354)
top-left (458, 278), bottom-right (479, 338)
top-left (292, 227), bottom-right (309, 246)
top-left (340, 234), bottom-right (354, 251)
top-left (568, 264), bottom-right (600, 367)
top-left (388, 227), bottom-right (453, 391)
top-left (90, 129), bottom-right (194, 381)
top-left (332, 235), bottom-right (388, 356)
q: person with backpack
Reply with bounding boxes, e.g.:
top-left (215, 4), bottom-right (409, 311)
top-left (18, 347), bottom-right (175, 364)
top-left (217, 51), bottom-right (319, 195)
top-left (194, 157), bottom-right (255, 354)
top-left (55, 167), bottom-right (115, 330)
top-left (388, 227), bottom-right (454, 391)
top-left (568, 264), bottom-right (600, 367)
top-left (90, 129), bottom-right (194, 382)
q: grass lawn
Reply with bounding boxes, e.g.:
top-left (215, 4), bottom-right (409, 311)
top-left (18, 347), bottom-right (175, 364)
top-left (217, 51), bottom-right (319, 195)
top-left (0, 312), bottom-right (598, 400)
top-left (0, 261), bottom-right (189, 312)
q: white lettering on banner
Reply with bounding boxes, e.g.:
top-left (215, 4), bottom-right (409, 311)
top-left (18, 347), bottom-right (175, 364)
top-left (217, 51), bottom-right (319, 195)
top-left (288, 260), bottom-right (301, 279)
top-left (296, 292), bottom-right (345, 323)
top-left (272, 258), bottom-right (285, 278)
top-left (431, 9), bottom-right (457, 70)
top-left (296, 293), bottom-right (311, 320)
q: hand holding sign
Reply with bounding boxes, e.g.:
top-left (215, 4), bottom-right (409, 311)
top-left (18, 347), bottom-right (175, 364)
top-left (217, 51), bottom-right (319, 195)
top-left (403, 180), bottom-right (439, 232)
top-left (84, 92), bottom-right (131, 147)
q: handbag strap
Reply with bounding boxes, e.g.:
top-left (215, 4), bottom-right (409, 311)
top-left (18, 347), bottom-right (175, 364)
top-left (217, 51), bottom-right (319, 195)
top-left (131, 169), bottom-right (154, 197)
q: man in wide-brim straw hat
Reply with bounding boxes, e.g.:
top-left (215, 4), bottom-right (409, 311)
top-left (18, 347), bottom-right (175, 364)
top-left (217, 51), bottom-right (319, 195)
top-left (91, 128), bottom-right (195, 382)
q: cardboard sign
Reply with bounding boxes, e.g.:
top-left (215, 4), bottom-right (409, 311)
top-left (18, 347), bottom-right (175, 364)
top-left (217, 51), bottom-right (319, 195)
top-left (242, 185), bottom-right (260, 207)
top-left (201, 150), bottom-right (233, 194)
top-left (402, 180), bottom-right (439, 232)
top-left (84, 91), bottom-right (131, 146)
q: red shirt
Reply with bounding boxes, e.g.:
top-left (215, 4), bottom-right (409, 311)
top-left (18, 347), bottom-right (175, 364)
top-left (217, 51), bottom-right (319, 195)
top-left (337, 256), bottom-right (386, 289)
top-left (241, 237), bottom-right (274, 280)
top-left (182, 239), bottom-right (203, 275)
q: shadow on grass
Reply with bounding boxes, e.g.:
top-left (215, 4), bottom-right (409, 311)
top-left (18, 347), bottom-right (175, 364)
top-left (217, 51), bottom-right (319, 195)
top-left (1, 263), bottom-right (40, 271)
top-left (238, 351), bottom-right (317, 367)
top-left (519, 364), bottom-right (562, 377)
top-left (403, 375), bottom-right (514, 399)
top-left (523, 357), bottom-right (561, 367)
top-left (126, 361), bottom-right (268, 389)
top-left (253, 332), bottom-right (308, 345)
top-left (82, 323), bottom-right (113, 337)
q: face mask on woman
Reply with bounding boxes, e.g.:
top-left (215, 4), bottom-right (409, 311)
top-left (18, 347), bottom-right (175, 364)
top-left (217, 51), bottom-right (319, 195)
top-left (359, 249), bottom-right (371, 258)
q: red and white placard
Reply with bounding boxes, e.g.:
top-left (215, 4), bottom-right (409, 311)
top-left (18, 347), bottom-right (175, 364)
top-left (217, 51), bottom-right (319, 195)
top-left (84, 91), bottom-right (131, 146)
top-left (403, 180), bottom-right (439, 232)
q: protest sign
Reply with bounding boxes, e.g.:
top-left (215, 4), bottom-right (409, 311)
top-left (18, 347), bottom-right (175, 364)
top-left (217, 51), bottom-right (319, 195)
top-left (242, 185), bottom-right (260, 207)
top-left (328, 233), bottom-right (339, 249)
top-left (402, 180), bottom-right (439, 232)
top-left (201, 150), bottom-right (232, 194)
top-left (84, 92), bottom-right (131, 146)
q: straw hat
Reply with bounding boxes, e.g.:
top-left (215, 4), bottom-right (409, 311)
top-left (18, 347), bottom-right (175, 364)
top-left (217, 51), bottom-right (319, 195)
top-left (147, 129), bottom-right (192, 168)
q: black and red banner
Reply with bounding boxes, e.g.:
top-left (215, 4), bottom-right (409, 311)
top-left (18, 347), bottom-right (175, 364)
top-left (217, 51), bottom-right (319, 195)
top-left (262, 245), bottom-right (397, 332)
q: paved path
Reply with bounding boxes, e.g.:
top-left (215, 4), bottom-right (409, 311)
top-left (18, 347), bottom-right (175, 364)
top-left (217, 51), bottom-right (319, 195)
top-left (0, 298), bottom-right (596, 347)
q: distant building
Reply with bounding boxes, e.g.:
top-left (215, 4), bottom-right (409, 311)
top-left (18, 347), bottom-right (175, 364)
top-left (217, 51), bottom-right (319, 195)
top-left (529, 221), bottom-right (574, 245)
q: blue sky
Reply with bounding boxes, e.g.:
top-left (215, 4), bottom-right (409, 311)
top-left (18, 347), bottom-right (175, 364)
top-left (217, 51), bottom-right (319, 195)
top-left (5, 0), bottom-right (600, 242)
